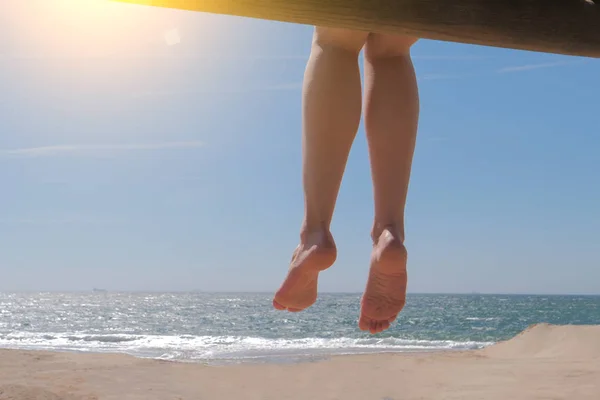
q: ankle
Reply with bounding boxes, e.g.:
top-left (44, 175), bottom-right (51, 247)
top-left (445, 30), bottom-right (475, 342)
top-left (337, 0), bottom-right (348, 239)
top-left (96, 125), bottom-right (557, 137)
top-left (371, 222), bottom-right (405, 244)
top-left (300, 224), bottom-right (335, 248)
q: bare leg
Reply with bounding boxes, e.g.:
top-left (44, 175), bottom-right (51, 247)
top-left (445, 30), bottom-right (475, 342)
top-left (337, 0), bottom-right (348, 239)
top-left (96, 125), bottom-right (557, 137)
top-left (359, 34), bottom-right (419, 333)
top-left (273, 27), bottom-right (368, 312)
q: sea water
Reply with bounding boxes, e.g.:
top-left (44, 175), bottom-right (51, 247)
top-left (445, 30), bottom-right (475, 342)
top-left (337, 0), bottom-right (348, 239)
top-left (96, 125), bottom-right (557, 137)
top-left (1, 292), bottom-right (599, 364)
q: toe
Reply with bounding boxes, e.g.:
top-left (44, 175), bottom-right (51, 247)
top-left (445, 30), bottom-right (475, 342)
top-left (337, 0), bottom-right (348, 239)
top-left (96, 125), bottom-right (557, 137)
top-left (374, 321), bottom-right (380, 332)
top-left (369, 321), bottom-right (378, 334)
top-left (358, 315), bottom-right (371, 331)
top-left (273, 299), bottom-right (286, 310)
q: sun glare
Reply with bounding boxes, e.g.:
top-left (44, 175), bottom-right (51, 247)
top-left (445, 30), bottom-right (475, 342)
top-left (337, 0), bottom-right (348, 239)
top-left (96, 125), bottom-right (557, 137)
top-left (18, 0), bottom-right (168, 58)
top-left (49, 0), bottom-right (133, 35)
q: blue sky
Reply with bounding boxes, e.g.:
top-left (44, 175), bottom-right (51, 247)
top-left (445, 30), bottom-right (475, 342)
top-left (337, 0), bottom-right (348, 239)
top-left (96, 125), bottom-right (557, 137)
top-left (1, 0), bottom-right (599, 294)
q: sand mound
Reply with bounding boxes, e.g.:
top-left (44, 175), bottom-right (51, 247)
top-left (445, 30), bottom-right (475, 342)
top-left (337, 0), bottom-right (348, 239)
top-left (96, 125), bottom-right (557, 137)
top-left (482, 323), bottom-right (600, 359)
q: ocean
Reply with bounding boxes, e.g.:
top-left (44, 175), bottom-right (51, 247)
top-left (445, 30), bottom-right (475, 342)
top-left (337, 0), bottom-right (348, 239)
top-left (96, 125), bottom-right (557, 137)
top-left (1, 292), bottom-right (599, 364)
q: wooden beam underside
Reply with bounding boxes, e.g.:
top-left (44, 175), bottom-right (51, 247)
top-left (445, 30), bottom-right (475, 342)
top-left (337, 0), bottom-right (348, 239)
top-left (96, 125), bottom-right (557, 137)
top-left (114, 0), bottom-right (600, 58)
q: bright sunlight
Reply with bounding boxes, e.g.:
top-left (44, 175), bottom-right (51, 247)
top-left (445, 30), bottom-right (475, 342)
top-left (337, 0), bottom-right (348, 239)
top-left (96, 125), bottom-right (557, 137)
top-left (13, 0), bottom-right (170, 58)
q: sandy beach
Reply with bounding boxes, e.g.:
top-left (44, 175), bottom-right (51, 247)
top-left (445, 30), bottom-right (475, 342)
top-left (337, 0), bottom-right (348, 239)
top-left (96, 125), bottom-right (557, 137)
top-left (1, 324), bottom-right (598, 400)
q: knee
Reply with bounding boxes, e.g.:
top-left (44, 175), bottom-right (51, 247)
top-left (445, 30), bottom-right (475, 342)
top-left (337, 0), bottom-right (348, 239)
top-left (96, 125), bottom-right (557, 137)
top-left (364, 34), bottom-right (418, 61)
top-left (312, 27), bottom-right (368, 56)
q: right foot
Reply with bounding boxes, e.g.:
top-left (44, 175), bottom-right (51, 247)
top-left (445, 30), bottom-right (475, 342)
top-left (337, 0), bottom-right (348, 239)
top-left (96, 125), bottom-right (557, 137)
top-left (359, 228), bottom-right (408, 334)
top-left (273, 230), bottom-right (337, 312)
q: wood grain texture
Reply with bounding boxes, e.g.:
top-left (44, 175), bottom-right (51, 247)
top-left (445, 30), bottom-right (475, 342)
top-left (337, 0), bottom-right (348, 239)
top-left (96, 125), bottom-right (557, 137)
top-left (115, 0), bottom-right (600, 58)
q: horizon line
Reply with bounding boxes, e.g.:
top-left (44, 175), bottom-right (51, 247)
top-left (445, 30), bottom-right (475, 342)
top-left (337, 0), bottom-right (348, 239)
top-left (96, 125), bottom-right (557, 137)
top-left (1, 290), bottom-right (599, 297)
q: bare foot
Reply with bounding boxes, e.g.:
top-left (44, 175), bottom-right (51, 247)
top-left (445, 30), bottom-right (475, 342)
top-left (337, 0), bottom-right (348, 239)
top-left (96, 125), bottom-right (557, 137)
top-left (273, 230), bottom-right (337, 312)
top-left (359, 228), bottom-right (408, 334)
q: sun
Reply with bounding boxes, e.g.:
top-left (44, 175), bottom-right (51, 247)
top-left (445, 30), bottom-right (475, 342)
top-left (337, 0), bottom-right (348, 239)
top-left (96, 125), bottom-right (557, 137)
top-left (20, 0), bottom-right (169, 57)
top-left (52, 0), bottom-right (123, 25)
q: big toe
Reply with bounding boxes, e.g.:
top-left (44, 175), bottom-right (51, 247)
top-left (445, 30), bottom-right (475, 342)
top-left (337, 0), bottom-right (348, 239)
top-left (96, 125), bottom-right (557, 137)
top-left (273, 299), bottom-right (286, 310)
top-left (358, 315), bottom-right (371, 331)
top-left (273, 294), bottom-right (311, 312)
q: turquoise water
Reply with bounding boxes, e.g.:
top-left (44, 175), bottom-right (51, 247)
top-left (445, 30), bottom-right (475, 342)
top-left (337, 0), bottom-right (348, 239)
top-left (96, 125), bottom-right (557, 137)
top-left (1, 292), bottom-right (599, 363)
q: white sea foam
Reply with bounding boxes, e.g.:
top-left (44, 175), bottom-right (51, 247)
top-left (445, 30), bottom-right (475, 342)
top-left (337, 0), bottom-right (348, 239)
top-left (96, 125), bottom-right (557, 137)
top-left (0, 332), bottom-right (493, 363)
top-left (465, 317), bottom-right (498, 321)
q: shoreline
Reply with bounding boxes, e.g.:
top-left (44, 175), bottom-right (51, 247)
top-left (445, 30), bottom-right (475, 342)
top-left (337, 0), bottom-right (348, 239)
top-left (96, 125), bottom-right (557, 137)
top-left (0, 330), bottom-right (494, 365)
top-left (0, 344), bottom-right (477, 366)
top-left (1, 324), bottom-right (599, 399)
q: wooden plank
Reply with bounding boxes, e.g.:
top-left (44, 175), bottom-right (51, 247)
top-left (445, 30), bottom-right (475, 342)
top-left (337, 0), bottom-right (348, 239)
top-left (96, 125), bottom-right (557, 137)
top-left (114, 0), bottom-right (600, 58)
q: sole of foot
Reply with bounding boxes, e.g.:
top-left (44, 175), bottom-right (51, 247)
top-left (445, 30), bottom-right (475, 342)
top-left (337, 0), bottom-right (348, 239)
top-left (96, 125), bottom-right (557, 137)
top-left (273, 232), bottom-right (337, 312)
top-left (359, 228), bottom-right (408, 334)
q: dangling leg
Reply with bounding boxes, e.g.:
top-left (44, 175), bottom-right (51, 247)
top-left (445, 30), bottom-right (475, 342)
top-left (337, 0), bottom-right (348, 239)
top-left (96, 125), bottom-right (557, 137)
top-left (359, 33), bottom-right (420, 333)
top-left (273, 27), bottom-right (368, 312)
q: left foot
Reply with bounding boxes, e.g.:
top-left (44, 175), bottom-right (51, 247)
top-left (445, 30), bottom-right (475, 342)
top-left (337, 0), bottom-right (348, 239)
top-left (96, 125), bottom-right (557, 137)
top-left (359, 228), bottom-right (408, 334)
top-left (273, 230), bottom-right (337, 312)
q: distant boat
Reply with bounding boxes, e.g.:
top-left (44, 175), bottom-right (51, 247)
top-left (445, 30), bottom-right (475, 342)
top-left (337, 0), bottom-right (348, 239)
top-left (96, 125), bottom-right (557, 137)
top-left (92, 288), bottom-right (107, 293)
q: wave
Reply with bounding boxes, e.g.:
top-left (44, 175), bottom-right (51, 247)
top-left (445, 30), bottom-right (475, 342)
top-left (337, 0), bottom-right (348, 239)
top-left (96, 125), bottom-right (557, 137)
top-left (0, 332), bottom-right (493, 363)
top-left (465, 317), bottom-right (498, 321)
